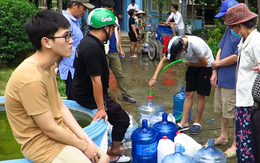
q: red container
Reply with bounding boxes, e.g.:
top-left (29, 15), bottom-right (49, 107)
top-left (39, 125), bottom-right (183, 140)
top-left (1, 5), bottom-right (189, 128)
top-left (163, 36), bottom-right (172, 54)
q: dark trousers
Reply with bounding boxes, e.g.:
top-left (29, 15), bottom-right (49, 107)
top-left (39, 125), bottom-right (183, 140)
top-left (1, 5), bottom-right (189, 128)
top-left (65, 71), bottom-right (73, 100)
top-left (251, 106), bottom-right (260, 163)
top-left (77, 94), bottom-right (130, 142)
top-left (104, 94), bottom-right (130, 141)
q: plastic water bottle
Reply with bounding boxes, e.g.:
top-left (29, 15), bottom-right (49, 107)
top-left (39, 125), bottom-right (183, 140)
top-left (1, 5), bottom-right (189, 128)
top-left (157, 136), bottom-right (175, 163)
top-left (194, 138), bottom-right (227, 163)
top-left (153, 112), bottom-right (178, 141)
top-left (107, 122), bottom-right (113, 145)
top-left (174, 131), bottom-right (202, 158)
top-left (159, 104), bottom-right (164, 112)
top-left (123, 115), bottom-right (138, 148)
top-left (173, 86), bottom-right (192, 122)
top-left (131, 119), bottom-right (158, 163)
top-left (139, 95), bottom-right (160, 125)
top-left (162, 143), bottom-right (194, 163)
top-left (150, 111), bottom-right (176, 127)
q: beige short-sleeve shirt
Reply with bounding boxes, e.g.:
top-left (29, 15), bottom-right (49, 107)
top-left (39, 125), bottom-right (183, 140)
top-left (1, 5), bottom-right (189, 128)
top-left (5, 60), bottom-right (71, 163)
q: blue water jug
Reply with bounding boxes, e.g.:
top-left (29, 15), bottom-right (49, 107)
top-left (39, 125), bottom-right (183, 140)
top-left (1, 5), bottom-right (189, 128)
top-left (162, 143), bottom-right (194, 163)
top-left (194, 138), bottom-right (227, 163)
top-left (173, 86), bottom-right (192, 122)
top-left (131, 119), bottom-right (158, 163)
top-left (149, 111), bottom-right (175, 127)
top-left (153, 112), bottom-right (178, 141)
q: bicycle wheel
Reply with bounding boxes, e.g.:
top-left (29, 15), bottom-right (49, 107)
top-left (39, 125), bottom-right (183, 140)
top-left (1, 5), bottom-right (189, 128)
top-left (148, 41), bottom-right (157, 61)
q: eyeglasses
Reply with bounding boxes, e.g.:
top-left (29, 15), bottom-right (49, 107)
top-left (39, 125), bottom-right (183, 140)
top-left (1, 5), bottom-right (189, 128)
top-left (47, 31), bottom-right (73, 42)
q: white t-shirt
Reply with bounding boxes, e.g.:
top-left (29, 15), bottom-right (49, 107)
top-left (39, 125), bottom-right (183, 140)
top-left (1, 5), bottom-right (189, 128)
top-left (127, 4), bottom-right (139, 12)
top-left (180, 36), bottom-right (214, 67)
top-left (236, 29), bottom-right (260, 107)
top-left (169, 11), bottom-right (185, 29)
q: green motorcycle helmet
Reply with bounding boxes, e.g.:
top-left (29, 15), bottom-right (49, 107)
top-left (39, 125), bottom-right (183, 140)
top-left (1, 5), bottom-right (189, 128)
top-left (87, 8), bottom-right (118, 28)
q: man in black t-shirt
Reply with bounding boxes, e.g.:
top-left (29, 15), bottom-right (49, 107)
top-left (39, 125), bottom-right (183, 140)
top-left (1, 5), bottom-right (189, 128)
top-left (71, 8), bottom-right (130, 162)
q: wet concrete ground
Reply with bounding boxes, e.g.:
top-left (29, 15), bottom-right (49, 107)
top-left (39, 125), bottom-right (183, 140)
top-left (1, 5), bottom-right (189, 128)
top-left (109, 47), bottom-right (237, 163)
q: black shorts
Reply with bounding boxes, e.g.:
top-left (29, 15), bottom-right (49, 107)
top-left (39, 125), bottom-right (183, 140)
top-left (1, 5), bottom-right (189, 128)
top-left (185, 67), bottom-right (212, 96)
top-left (128, 29), bottom-right (139, 42)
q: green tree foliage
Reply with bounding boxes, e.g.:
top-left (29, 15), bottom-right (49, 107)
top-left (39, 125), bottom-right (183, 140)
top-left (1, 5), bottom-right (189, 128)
top-left (0, 0), bottom-right (38, 67)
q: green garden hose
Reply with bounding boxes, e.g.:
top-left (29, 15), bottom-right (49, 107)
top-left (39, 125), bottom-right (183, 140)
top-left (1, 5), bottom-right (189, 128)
top-left (149, 58), bottom-right (186, 121)
top-left (149, 58), bottom-right (186, 96)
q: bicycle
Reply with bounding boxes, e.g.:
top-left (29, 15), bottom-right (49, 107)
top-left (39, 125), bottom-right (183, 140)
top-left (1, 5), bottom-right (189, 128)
top-left (143, 24), bottom-right (164, 61)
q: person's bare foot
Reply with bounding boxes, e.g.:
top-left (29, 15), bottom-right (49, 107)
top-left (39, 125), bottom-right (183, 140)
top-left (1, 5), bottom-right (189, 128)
top-left (215, 137), bottom-right (228, 144)
top-left (204, 137), bottom-right (228, 146)
top-left (107, 147), bottom-right (127, 156)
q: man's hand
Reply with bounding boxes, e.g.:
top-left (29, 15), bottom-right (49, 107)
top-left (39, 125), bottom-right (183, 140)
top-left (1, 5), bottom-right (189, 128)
top-left (149, 78), bottom-right (157, 89)
top-left (185, 61), bottom-right (191, 67)
top-left (211, 61), bottom-right (220, 70)
top-left (92, 109), bottom-right (108, 123)
top-left (120, 50), bottom-right (126, 58)
top-left (210, 70), bottom-right (217, 88)
top-left (82, 144), bottom-right (101, 163)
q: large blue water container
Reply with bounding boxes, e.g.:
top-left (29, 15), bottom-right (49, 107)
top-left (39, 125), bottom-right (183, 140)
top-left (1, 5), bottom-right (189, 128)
top-left (173, 86), bottom-right (192, 122)
top-left (131, 119), bottom-right (158, 163)
top-left (194, 138), bottom-right (227, 163)
top-left (153, 113), bottom-right (178, 141)
top-left (160, 28), bottom-right (173, 43)
top-left (156, 25), bottom-right (165, 40)
top-left (162, 143), bottom-right (194, 163)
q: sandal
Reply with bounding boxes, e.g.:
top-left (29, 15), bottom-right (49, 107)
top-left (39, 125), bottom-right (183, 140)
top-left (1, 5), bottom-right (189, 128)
top-left (224, 148), bottom-right (236, 159)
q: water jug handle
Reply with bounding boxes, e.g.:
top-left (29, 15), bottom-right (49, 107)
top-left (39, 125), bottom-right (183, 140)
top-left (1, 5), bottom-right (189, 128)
top-left (169, 113), bottom-right (176, 124)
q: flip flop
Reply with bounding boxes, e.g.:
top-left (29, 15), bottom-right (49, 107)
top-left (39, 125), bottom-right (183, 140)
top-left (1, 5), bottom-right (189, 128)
top-left (224, 148), bottom-right (236, 159)
top-left (116, 155), bottom-right (131, 163)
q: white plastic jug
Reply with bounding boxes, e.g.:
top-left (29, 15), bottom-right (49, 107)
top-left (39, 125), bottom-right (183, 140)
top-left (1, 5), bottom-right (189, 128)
top-left (157, 136), bottom-right (175, 163)
top-left (174, 131), bottom-right (202, 158)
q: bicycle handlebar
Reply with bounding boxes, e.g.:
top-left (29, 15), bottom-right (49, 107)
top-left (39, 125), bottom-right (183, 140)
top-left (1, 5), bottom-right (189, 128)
top-left (145, 24), bottom-right (156, 32)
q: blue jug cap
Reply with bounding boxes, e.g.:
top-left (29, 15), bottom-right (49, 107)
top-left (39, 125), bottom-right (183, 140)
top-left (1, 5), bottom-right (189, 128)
top-left (162, 112), bottom-right (168, 121)
top-left (142, 119), bottom-right (148, 129)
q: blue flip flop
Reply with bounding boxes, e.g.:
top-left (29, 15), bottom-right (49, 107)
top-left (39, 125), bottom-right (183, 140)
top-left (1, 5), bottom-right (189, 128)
top-left (110, 155), bottom-right (131, 163)
top-left (110, 155), bottom-right (121, 163)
